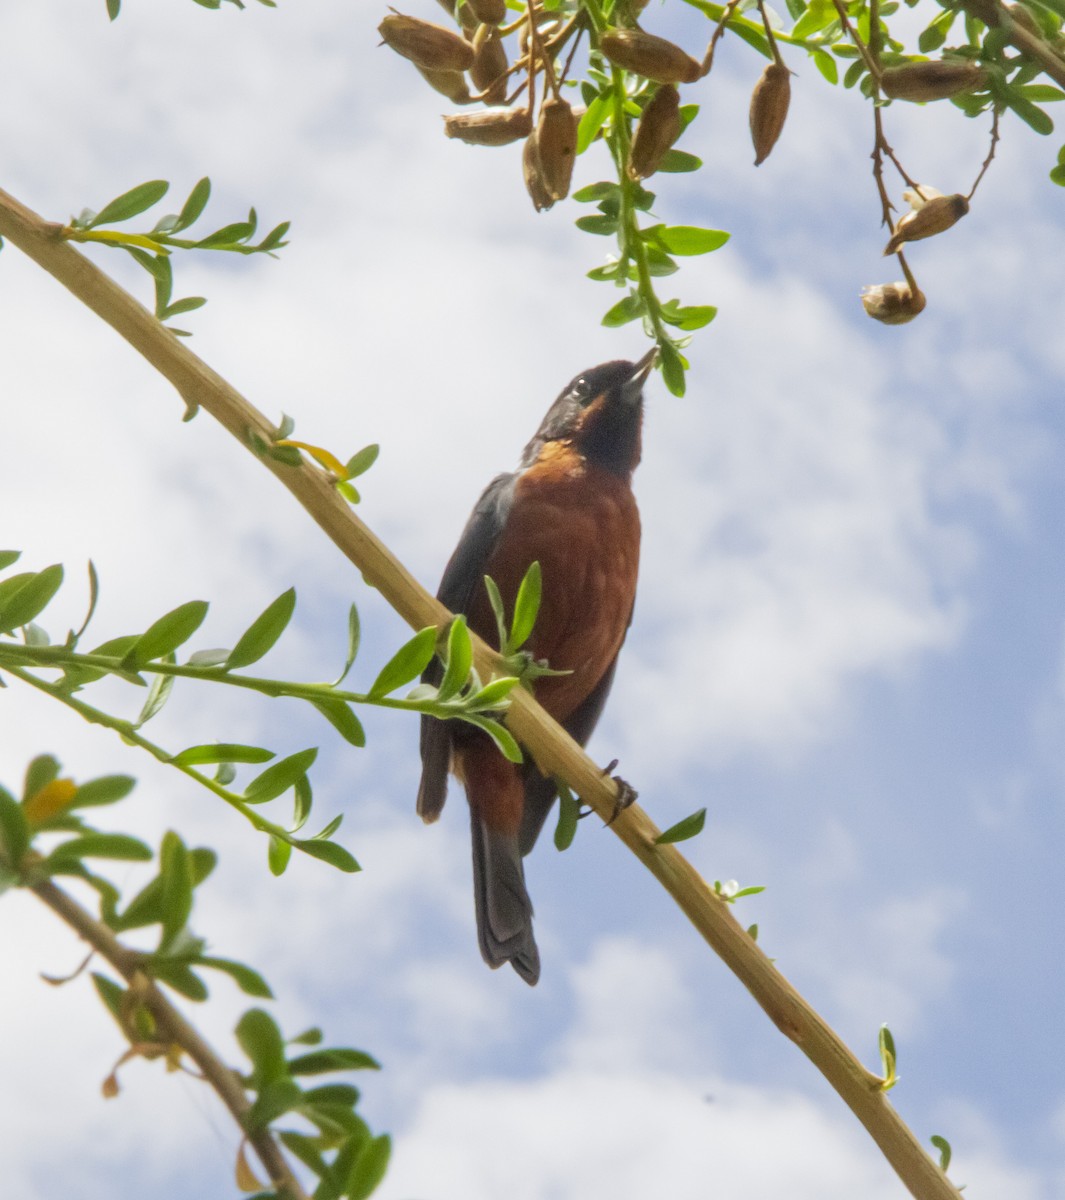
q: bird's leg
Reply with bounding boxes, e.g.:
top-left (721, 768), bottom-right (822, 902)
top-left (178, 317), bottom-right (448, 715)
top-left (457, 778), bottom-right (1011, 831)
top-left (600, 758), bottom-right (638, 826)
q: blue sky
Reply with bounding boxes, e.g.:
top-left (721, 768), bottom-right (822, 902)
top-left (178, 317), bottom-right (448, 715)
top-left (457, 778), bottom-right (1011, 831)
top-left (1, 1), bottom-right (1064, 1197)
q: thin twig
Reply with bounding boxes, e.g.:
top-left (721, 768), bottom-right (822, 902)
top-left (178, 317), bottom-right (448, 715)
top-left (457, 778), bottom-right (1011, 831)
top-left (0, 187), bottom-right (964, 1200)
top-left (831, 0), bottom-right (882, 83)
top-left (700, 0), bottom-right (743, 78)
top-left (967, 106), bottom-right (1001, 200)
top-left (27, 875), bottom-right (310, 1200)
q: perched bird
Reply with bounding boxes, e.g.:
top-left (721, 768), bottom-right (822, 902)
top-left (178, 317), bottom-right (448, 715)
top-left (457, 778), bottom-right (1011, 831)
top-left (417, 349), bottom-right (656, 985)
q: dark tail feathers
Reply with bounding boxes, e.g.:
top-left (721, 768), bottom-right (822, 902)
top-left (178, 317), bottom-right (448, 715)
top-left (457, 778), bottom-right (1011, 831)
top-left (470, 815), bottom-right (540, 986)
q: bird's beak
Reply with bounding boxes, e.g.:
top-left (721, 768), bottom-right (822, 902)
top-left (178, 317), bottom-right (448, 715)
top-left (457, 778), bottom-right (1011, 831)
top-left (621, 346), bottom-right (659, 405)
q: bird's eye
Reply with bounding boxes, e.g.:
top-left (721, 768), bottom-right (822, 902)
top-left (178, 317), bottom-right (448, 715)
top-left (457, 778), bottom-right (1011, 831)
top-left (571, 376), bottom-right (592, 404)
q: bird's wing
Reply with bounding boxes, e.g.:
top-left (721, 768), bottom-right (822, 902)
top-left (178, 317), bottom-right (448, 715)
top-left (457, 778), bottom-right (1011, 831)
top-left (417, 472), bottom-right (517, 823)
top-left (517, 651), bottom-right (622, 855)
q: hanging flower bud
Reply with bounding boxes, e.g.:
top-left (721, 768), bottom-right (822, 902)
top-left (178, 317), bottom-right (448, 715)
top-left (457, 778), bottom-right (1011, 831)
top-left (380, 12), bottom-right (475, 73)
top-left (750, 62), bottom-right (791, 165)
top-left (471, 28), bottom-right (509, 104)
top-left (880, 60), bottom-right (988, 101)
top-left (535, 96), bottom-right (578, 200)
top-left (444, 107), bottom-right (533, 145)
top-left (417, 65), bottom-right (473, 104)
top-left (523, 131), bottom-right (555, 211)
top-left (860, 281), bottom-right (927, 324)
top-left (629, 84), bottom-right (682, 179)
top-left (884, 192), bottom-right (969, 254)
top-left (466, 0), bottom-right (506, 23)
top-left (599, 29), bottom-right (702, 84)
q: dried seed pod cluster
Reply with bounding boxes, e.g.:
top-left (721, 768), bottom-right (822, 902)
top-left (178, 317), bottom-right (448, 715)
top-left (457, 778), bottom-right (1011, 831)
top-left (378, 6), bottom-right (707, 210)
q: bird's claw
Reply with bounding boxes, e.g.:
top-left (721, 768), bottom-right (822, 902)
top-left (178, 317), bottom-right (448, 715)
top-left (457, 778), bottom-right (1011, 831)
top-left (601, 758), bottom-right (638, 826)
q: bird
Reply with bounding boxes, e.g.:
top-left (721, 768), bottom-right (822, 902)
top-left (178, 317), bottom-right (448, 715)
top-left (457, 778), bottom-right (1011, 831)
top-left (417, 348), bottom-right (656, 985)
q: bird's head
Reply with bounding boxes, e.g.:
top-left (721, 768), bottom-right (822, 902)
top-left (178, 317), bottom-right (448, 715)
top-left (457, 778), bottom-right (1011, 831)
top-left (522, 348), bottom-right (658, 477)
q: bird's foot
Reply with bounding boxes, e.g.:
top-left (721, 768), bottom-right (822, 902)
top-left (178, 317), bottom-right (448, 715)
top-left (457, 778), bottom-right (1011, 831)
top-left (601, 758), bottom-right (638, 826)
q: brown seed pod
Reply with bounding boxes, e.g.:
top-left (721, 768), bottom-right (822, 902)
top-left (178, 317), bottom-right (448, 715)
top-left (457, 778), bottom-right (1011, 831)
top-left (471, 28), bottom-right (509, 104)
top-left (380, 12), bottom-right (475, 73)
top-left (417, 65), bottom-right (473, 104)
top-left (466, 0), bottom-right (506, 24)
top-left (444, 107), bottom-right (533, 146)
top-left (860, 281), bottom-right (927, 324)
top-left (884, 193), bottom-right (969, 254)
top-left (599, 29), bottom-right (702, 85)
top-left (750, 62), bottom-right (791, 165)
top-left (535, 96), bottom-right (578, 200)
top-left (880, 60), bottom-right (988, 101)
top-left (523, 131), bottom-right (556, 212)
top-left (629, 84), bottom-right (681, 179)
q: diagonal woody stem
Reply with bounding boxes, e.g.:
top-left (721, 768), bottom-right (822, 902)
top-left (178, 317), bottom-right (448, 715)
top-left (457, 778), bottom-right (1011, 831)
top-left (27, 874), bottom-right (309, 1200)
top-left (0, 185), bottom-right (961, 1200)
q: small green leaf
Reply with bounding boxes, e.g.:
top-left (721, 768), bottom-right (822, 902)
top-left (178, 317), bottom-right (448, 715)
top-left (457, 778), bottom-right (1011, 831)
top-left (656, 149), bottom-right (703, 173)
top-left (510, 562), bottom-right (542, 651)
top-left (71, 775), bottom-right (136, 808)
top-left (236, 1008), bottom-right (288, 1087)
top-left (553, 781), bottom-right (580, 851)
top-left (158, 832), bottom-right (194, 948)
top-left (245, 748), bottom-right (318, 805)
top-left (122, 599), bottom-right (209, 668)
top-left (22, 755), bottom-right (61, 802)
top-left (0, 550), bottom-right (22, 571)
top-left (661, 302), bottom-right (718, 331)
top-left (483, 576), bottom-right (508, 650)
top-left (572, 180), bottom-right (620, 204)
top-left (174, 177), bottom-right (211, 232)
top-left (87, 180), bottom-right (169, 228)
top-left (658, 340), bottom-right (687, 396)
top-left (296, 839), bottom-right (361, 872)
top-left (654, 807), bottom-right (706, 845)
top-left (930, 1134), bottom-right (952, 1172)
top-left (467, 676), bottom-right (518, 709)
top-left (437, 616), bottom-right (473, 701)
top-left (247, 1079), bottom-right (304, 1131)
top-left (227, 588), bottom-right (296, 670)
top-left (1006, 92), bottom-right (1054, 134)
top-left (812, 48), bottom-right (838, 84)
top-left (575, 214), bottom-right (620, 235)
top-left (288, 1048), bottom-right (381, 1075)
top-left (107, 0), bottom-right (121, 19)
top-left (1051, 163), bottom-right (1065, 186)
top-left (465, 715), bottom-right (523, 763)
top-left (650, 225), bottom-right (730, 256)
top-left (136, 665), bottom-right (175, 728)
top-left (268, 834), bottom-right (293, 876)
top-left (0, 790), bottom-right (31, 864)
top-left (334, 603), bottom-right (362, 686)
top-left (199, 956), bottom-right (273, 998)
top-left (346, 1134), bottom-right (392, 1200)
top-left (0, 564), bottom-right (64, 633)
top-left (172, 743), bottom-right (274, 766)
top-left (344, 444), bottom-right (380, 480)
top-left (368, 627), bottom-right (437, 698)
top-left (576, 95), bottom-right (612, 154)
top-left (878, 1023), bottom-right (899, 1089)
top-left (49, 833), bottom-right (153, 863)
top-left (311, 699), bottom-right (366, 747)
top-left (602, 294), bottom-right (646, 327)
